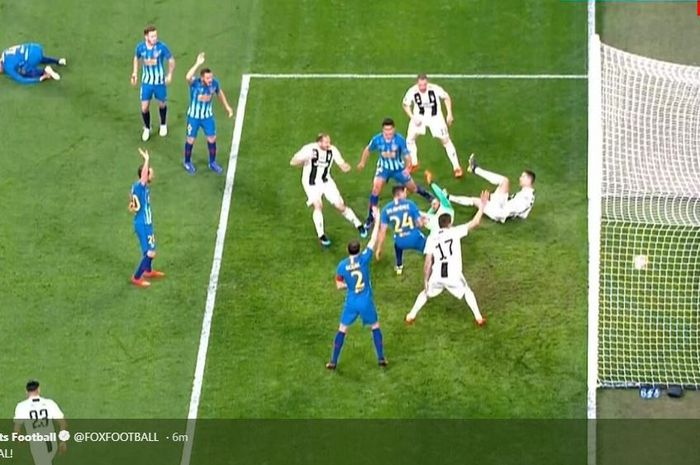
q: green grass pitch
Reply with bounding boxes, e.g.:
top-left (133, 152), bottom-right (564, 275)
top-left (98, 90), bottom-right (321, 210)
top-left (0, 0), bottom-right (588, 419)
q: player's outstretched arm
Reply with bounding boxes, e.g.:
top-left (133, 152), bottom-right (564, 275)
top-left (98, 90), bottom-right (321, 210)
top-left (366, 207), bottom-right (381, 250)
top-left (217, 89), bottom-right (234, 118)
top-left (357, 146), bottom-right (370, 170)
top-left (165, 57), bottom-right (175, 84)
top-left (466, 190), bottom-right (489, 231)
top-left (138, 148), bottom-right (150, 185)
top-left (185, 52), bottom-right (205, 83)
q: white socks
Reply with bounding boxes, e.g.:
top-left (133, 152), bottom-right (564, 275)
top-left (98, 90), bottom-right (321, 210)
top-left (407, 291), bottom-right (428, 320)
top-left (464, 286), bottom-right (483, 321)
top-left (475, 166), bottom-right (507, 186)
top-left (449, 195), bottom-right (476, 207)
top-left (444, 140), bottom-right (460, 170)
top-left (408, 139), bottom-right (418, 165)
top-left (342, 207), bottom-right (362, 228)
top-left (312, 209), bottom-right (324, 237)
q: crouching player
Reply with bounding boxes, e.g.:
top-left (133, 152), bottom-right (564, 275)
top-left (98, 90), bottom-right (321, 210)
top-left (375, 185), bottom-right (427, 275)
top-left (0, 43), bottom-right (65, 84)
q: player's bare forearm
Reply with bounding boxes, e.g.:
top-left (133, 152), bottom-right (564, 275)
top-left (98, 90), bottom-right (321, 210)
top-left (444, 96), bottom-right (454, 124)
top-left (218, 91), bottom-right (234, 117)
top-left (367, 208), bottom-right (381, 249)
top-left (131, 57), bottom-right (139, 85)
top-left (335, 279), bottom-right (347, 290)
top-left (467, 190), bottom-right (489, 230)
top-left (339, 162), bottom-right (351, 173)
top-left (375, 225), bottom-right (387, 259)
top-left (166, 58), bottom-right (175, 83)
top-left (138, 148), bottom-right (150, 185)
top-left (357, 147), bottom-right (370, 170)
top-left (402, 104), bottom-right (413, 120)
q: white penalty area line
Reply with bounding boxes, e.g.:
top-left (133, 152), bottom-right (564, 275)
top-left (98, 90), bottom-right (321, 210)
top-left (180, 74), bottom-right (251, 465)
top-left (248, 72), bottom-right (587, 80)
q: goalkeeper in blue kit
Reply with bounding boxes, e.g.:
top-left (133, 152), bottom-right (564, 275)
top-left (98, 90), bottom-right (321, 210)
top-left (0, 43), bottom-right (65, 84)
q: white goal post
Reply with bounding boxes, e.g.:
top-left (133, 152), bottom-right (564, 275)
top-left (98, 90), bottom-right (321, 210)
top-left (588, 33), bottom-right (700, 411)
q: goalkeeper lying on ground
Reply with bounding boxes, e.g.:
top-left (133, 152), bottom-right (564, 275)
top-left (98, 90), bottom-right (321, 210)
top-left (423, 170), bottom-right (455, 233)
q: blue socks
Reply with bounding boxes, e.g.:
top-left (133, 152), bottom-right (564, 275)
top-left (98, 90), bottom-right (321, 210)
top-left (207, 141), bottom-right (217, 164)
top-left (134, 255), bottom-right (152, 279)
top-left (367, 194), bottom-right (379, 222)
top-left (372, 328), bottom-right (384, 361)
top-left (331, 331), bottom-right (346, 365)
top-left (141, 110), bottom-right (151, 129)
top-left (184, 142), bottom-right (193, 163)
top-left (394, 244), bottom-right (404, 267)
top-left (40, 56), bottom-right (59, 65)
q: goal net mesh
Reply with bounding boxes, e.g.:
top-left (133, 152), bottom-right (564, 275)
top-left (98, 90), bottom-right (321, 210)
top-left (597, 42), bottom-right (700, 388)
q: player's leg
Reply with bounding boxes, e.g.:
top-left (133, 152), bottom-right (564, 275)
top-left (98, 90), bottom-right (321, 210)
top-left (155, 85), bottom-right (168, 137)
top-left (363, 304), bottom-right (386, 366)
top-left (406, 120), bottom-right (422, 171)
top-left (132, 226), bottom-right (152, 287)
top-left (429, 118), bottom-right (461, 176)
top-left (406, 281), bottom-right (442, 323)
top-left (30, 439), bottom-right (57, 465)
top-left (204, 118), bottom-right (222, 174)
top-left (140, 87), bottom-right (153, 142)
top-left (364, 174), bottom-right (385, 227)
top-left (183, 119), bottom-right (199, 174)
top-left (468, 154), bottom-right (509, 194)
top-left (393, 243), bottom-right (405, 274)
top-left (313, 202), bottom-right (329, 246)
top-left (404, 176), bottom-right (433, 202)
top-left (448, 194), bottom-right (481, 207)
top-left (327, 306), bottom-right (357, 369)
top-left (328, 181), bottom-right (367, 238)
top-left (142, 228), bottom-right (164, 278)
top-left (447, 276), bottom-right (485, 325)
top-left (21, 45), bottom-right (60, 81)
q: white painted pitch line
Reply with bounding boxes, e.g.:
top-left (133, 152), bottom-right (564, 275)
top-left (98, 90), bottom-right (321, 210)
top-left (179, 73), bottom-right (252, 465)
top-left (248, 73), bottom-right (587, 80)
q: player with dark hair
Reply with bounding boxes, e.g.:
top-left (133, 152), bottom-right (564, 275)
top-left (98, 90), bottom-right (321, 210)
top-left (183, 52), bottom-right (234, 175)
top-left (131, 25), bottom-right (175, 141)
top-left (357, 117), bottom-right (433, 228)
top-left (0, 43), bottom-right (65, 84)
top-left (14, 380), bottom-right (68, 465)
top-left (327, 208), bottom-right (386, 370)
top-left (375, 185), bottom-right (427, 275)
top-left (449, 154), bottom-right (536, 223)
top-left (129, 148), bottom-right (165, 287)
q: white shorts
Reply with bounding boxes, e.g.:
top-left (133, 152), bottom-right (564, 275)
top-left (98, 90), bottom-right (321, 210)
top-left (426, 274), bottom-right (470, 299)
top-left (302, 178), bottom-right (343, 207)
top-left (407, 115), bottom-right (449, 140)
top-left (484, 192), bottom-right (509, 223)
top-left (30, 440), bottom-right (57, 465)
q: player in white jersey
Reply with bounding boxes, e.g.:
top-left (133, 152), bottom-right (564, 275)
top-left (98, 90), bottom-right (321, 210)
top-left (291, 133), bottom-right (368, 247)
top-left (402, 74), bottom-right (461, 177)
top-left (449, 154), bottom-right (536, 223)
top-left (14, 380), bottom-right (67, 465)
top-left (406, 191), bottom-right (489, 326)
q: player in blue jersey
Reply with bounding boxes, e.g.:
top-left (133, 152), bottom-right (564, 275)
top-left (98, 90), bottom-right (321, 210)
top-left (327, 208), bottom-right (386, 370)
top-left (0, 42), bottom-right (65, 84)
top-left (131, 25), bottom-right (176, 142)
top-left (357, 117), bottom-right (433, 228)
top-left (183, 52), bottom-right (234, 175)
top-left (375, 185), bottom-right (428, 275)
top-left (128, 148), bottom-right (165, 288)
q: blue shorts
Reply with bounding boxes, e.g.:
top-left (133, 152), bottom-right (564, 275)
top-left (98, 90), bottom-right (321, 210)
top-left (395, 231), bottom-right (427, 252)
top-left (375, 165), bottom-right (412, 185)
top-left (140, 84), bottom-right (167, 102)
top-left (340, 300), bottom-right (378, 326)
top-left (187, 117), bottom-right (216, 138)
top-left (134, 222), bottom-right (156, 254)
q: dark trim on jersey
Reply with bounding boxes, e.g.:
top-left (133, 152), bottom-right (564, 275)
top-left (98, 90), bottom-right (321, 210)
top-left (414, 90), bottom-right (438, 117)
top-left (308, 148), bottom-right (334, 186)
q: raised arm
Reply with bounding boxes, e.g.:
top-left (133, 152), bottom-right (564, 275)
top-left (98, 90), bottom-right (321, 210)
top-left (217, 88), bottom-right (234, 118)
top-left (466, 190), bottom-right (489, 231)
top-left (138, 148), bottom-right (150, 185)
top-left (366, 207), bottom-right (381, 250)
top-left (186, 52), bottom-right (205, 83)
